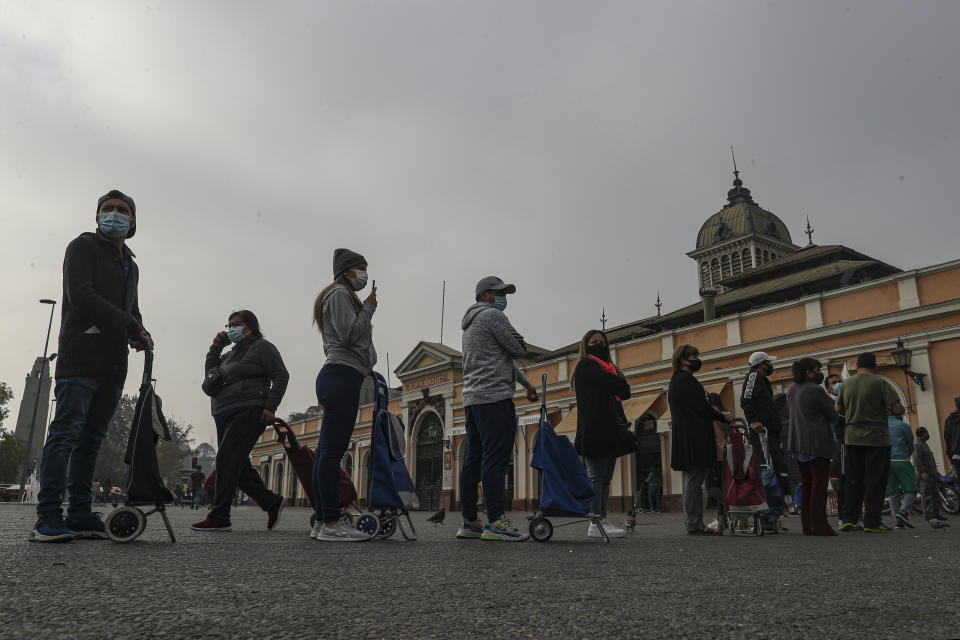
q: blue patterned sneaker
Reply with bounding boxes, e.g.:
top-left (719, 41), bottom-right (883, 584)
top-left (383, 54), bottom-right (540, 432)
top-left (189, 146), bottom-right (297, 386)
top-left (457, 518), bottom-right (483, 539)
top-left (29, 516), bottom-right (74, 543)
top-left (481, 517), bottom-right (529, 542)
top-left (66, 513), bottom-right (108, 539)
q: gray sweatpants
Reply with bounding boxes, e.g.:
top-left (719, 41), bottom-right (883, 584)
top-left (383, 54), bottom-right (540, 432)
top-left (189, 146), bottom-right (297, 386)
top-left (682, 466), bottom-right (709, 531)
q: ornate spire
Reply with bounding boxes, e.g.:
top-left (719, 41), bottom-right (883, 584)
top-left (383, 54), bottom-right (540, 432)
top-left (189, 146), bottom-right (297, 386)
top-left (804, 215), bottom-right (815, 246)
top-left (726, 146), bottom-right (756, 206)
top-left (655, 292), bottom-right (662, 317)
top-left (601, 307), bottom-right (607, 331)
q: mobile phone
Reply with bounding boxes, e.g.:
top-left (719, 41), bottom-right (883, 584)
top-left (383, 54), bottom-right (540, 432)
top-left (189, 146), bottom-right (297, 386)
top-left (372, 279), bottom-right (376, 290)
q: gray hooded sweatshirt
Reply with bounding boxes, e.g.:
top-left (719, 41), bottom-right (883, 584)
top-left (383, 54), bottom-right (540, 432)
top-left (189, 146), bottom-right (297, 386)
top-left (461, 302), bottom-right (531, 407)
top-left (321, 284), bottom-right (377, 375)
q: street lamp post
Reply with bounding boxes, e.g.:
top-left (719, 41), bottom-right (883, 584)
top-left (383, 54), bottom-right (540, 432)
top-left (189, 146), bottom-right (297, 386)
top-left (890, 337), bottom-right (927, 414)
top-left (19, 299), bottom-right (57, 498)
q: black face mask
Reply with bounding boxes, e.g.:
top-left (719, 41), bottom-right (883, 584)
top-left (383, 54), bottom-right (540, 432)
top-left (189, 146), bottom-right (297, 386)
top-left (586, 343), bottom-right (609, 361)
top-left (687, 358), bottom-right (703, 372)
top-left (814, 372), bottom-right (825, 385)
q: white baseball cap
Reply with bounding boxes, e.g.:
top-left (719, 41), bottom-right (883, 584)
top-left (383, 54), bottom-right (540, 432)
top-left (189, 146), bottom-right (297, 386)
top-left (748, 351), bottom-right (777, 367)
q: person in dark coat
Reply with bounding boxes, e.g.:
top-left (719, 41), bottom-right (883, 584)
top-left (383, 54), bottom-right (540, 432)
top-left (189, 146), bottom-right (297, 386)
top-left (943, 397), bottom-right (960, 474)
top-left (667, 344), bottom-right (732, 534)
top-left (572, 329), bottom-right (631, 539)
top-left (786, 357), bottom-right (839, 535)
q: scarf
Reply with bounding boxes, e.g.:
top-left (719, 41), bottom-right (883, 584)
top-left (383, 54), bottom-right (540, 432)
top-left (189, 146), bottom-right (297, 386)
top-left (588, 354), bottom-right (622, 402)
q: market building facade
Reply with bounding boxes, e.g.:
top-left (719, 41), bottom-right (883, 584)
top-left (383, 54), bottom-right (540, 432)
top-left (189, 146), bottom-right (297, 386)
top-left (249, 173), bottom-right (960, 513)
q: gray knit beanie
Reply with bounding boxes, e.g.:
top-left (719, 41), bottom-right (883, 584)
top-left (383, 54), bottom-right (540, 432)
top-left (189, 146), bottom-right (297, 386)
top-left (97, 189), bottom-right (137, 238)
top-left (333, 248), bottom-right (366, 277)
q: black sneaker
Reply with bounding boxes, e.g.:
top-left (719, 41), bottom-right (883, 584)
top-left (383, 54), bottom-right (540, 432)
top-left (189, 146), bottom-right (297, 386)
top-left (29, 516), bottom-right (74, 542)
top-left (66, 513), bottom-right (108, 539)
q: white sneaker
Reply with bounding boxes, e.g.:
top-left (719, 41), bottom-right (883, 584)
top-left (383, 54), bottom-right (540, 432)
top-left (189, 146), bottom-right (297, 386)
top-left (587, 521), bottom-right (603, 538)
top-left (601, 519), bottom-right (627, 538)
top-left (309, 520), bottom-right (322, 539)
top-left (317, 518), bottom-right (371, 542)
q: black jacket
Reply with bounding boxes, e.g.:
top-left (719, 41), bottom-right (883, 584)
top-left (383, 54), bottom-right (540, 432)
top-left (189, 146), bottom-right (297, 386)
top-left (572, 357), bottom-right (632, 459)
top-left (944, 411), bottom-right (960, 460)
top-left (741, 369), bottom-right (781, 431)
top-left (205, 337), bottom-right (289, 415)
top-left (668, 370), bottom-right (726, 471)
top-left (55, 232), bottom-right (146, 379)
top-left (914, 439), bottom-right (939, 477)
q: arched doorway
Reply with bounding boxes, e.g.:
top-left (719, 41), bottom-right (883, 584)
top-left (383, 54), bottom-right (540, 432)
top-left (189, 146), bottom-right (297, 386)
top-left (360, 450), bottom-right (371, 504)
top-left (262, 463), bottom-right (270, 490)
top-left (634, 413), bottom-right (661, 511)
top-left (415, 413), bottom-right (444, 511)
top-left (288, 469), bottom-right (299, 505)
top-left (275, 463), bottom-right (284, 500)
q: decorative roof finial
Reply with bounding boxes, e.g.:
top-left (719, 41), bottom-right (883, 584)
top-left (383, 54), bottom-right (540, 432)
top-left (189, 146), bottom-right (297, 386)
top-left (655, 292), bottom-right (662, 317)
top-left (725, 146), bottom-right (755, 206)
top-left (731, 146), bottom-right (740, 183)
top-left (804, 215), bottom-right (815, 246)
top-left (601, 307), bottom-right (607, 331)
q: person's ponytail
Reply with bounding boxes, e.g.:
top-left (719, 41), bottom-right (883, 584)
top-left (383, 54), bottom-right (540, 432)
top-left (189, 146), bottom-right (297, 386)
top-left (313, 276), bottom-right (363, 332)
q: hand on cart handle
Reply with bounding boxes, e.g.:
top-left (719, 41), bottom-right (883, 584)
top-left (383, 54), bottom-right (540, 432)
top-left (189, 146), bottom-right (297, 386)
top-left (129, 329), bottom-right (153, 352)
top-left (749, 421), bottom-right (766, 433)
top-left (720, 411), bottom-right (734, 423)
top-left (524, 383), bottom-right (539, 403)
top-left (261, 409), bottom-right (275, 425)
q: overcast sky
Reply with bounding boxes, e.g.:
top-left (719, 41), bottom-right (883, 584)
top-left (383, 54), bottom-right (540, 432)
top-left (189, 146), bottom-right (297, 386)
top-left (2, 1), bottom-right (958, 447)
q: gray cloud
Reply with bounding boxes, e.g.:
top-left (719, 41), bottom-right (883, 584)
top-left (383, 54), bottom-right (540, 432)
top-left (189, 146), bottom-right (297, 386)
top-left (2, 1), bottom-right (958, 446)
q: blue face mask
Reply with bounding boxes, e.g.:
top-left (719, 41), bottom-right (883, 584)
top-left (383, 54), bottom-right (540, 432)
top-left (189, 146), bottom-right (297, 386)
top-left (227, 326), bottom-right (245, 343)
top-left (98, 212), bottom-right (131, 238)
top-left (492, 296), bottom-right (508, 312)
top-left (832, 382), bottom-right (842, 395)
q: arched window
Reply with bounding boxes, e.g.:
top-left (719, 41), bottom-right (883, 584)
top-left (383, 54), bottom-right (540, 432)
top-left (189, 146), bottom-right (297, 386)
top-left (742, 248), bottom-right (752, 270)
top-left (342, 452), bottom-right (353, 477)
top-left (275, 463), bottom-right (284, 499)
top-left (710, 258), bottom-right (721, 285)
top-left (770, 253), bottom-right (778, 261)
top-left (720, 254), bottom-right (730, 279)
top-left (731, 252), bottom-right (742, 276)
top-left (289, 469), bottom-right (298, 502)
top-left (262, 463), bottom-right (270, 490)
top-left (762, 250), bottom-right (770, 263)
top-left (701, 261), bottom-right (710, 287)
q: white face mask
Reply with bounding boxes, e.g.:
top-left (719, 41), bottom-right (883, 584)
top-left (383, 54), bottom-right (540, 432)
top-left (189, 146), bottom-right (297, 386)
top-left (347, 270), bottom-right (368, 291)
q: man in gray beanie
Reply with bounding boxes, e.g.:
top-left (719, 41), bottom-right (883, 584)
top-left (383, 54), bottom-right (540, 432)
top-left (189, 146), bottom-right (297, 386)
top-left (31, 189), bottom-right (152, 542)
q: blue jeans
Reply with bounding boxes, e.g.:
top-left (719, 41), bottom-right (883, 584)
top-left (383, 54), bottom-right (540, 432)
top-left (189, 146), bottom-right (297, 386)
top-left (584, 457), bottom-right (618, 517)
top-left (37, 376), bottom-right (123, 521)
top-left (313, 364), bottom-right (364, 523)
top-left (460, 398), bottom-right (517, 522)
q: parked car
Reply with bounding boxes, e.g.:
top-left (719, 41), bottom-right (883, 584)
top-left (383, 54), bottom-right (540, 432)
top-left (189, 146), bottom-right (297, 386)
top-left (0, 484), bottom-right (23, 502)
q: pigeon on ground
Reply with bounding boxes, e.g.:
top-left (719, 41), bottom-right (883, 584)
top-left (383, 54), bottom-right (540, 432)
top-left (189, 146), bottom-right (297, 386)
top-left (426, 507), bottom-right (446, 526)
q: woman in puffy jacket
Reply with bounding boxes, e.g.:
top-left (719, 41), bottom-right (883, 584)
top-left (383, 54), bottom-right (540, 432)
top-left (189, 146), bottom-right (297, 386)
top-left (192, 309), bottom-right (289, 532)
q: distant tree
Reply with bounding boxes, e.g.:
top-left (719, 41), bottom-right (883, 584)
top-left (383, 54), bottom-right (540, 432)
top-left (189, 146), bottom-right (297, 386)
top-left (92, 394), bottom-right (138, 487)
top-left (0, 381), bottom-right (13, 430)
top-left (91, 394), bottom-right (195, 489)
top-left (287, 405), bottom-right (322, 423)
top-left (0, 429), bottom-right (26, 483)
top-left (158, 416), bottom-right (194, 486)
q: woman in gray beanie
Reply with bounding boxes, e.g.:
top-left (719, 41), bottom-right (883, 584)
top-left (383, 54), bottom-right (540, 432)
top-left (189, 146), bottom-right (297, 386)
top-left (309, 248), bottom-right (378, 541)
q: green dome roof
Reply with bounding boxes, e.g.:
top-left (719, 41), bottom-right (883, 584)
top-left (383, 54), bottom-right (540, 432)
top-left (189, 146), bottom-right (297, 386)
top-left (696, 174), bottom-right (793, 249)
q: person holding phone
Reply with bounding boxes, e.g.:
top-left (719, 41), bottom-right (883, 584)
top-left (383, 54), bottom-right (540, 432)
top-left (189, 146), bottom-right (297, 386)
top-left (192, 309), bottom-right (289, 532)
top-left (310, 248), bottom-right (378, 541)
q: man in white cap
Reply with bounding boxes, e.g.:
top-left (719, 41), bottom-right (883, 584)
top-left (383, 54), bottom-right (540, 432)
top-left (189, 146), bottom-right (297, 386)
top-left (741, 351), bottom-right (793, 507)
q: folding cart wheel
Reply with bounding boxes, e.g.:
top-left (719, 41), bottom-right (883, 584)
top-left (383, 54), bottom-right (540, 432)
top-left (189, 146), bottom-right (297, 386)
top-left (754, 515), bottom-right (764, 536)
top-left (399, 512), bottom-right (418, 541)
top-left (376, 511), bottom-right (397, 539)
top-left (106, 506), bottom-right (147, 543)
top-left (529, 517), bottom-right (553, 543)
top-left (355, 513), bottom-right (380, 538)
top-left (774, 517), bottom-right (784, 534)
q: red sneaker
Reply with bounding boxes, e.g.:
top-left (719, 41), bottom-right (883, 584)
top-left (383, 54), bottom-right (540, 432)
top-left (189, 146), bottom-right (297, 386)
top-left (191, 519), bottom-right (231, 532)
top-left (267, 497), bottom-right (286, 530)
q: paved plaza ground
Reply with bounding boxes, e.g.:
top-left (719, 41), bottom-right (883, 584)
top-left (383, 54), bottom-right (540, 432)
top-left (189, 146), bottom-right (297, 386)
top-left (1, 502), bottom-right (958, 639)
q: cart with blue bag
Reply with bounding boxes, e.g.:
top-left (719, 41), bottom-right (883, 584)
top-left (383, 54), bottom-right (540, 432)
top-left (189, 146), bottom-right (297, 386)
top-left (528, 374), bottom-right (609, 543)
top-left (359, 372), bottom-right (419, 541)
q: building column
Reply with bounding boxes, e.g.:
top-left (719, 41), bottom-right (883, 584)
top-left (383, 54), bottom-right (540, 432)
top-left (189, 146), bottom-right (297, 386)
top-left (910, 349), bottom-right (946, 469)
top-left (661, 334), bottom-right (674, 362)
top-left (898, 275), bottom-right (920, 310)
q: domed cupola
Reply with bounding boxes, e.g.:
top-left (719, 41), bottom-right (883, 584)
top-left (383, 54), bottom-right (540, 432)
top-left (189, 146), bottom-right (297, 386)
top-left (687, 168), bottom-right (799, 293)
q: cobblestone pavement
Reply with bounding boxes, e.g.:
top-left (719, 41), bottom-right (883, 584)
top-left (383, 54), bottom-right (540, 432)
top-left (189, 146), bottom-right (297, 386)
top-left (1, 503), bottom-right (958, 639)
